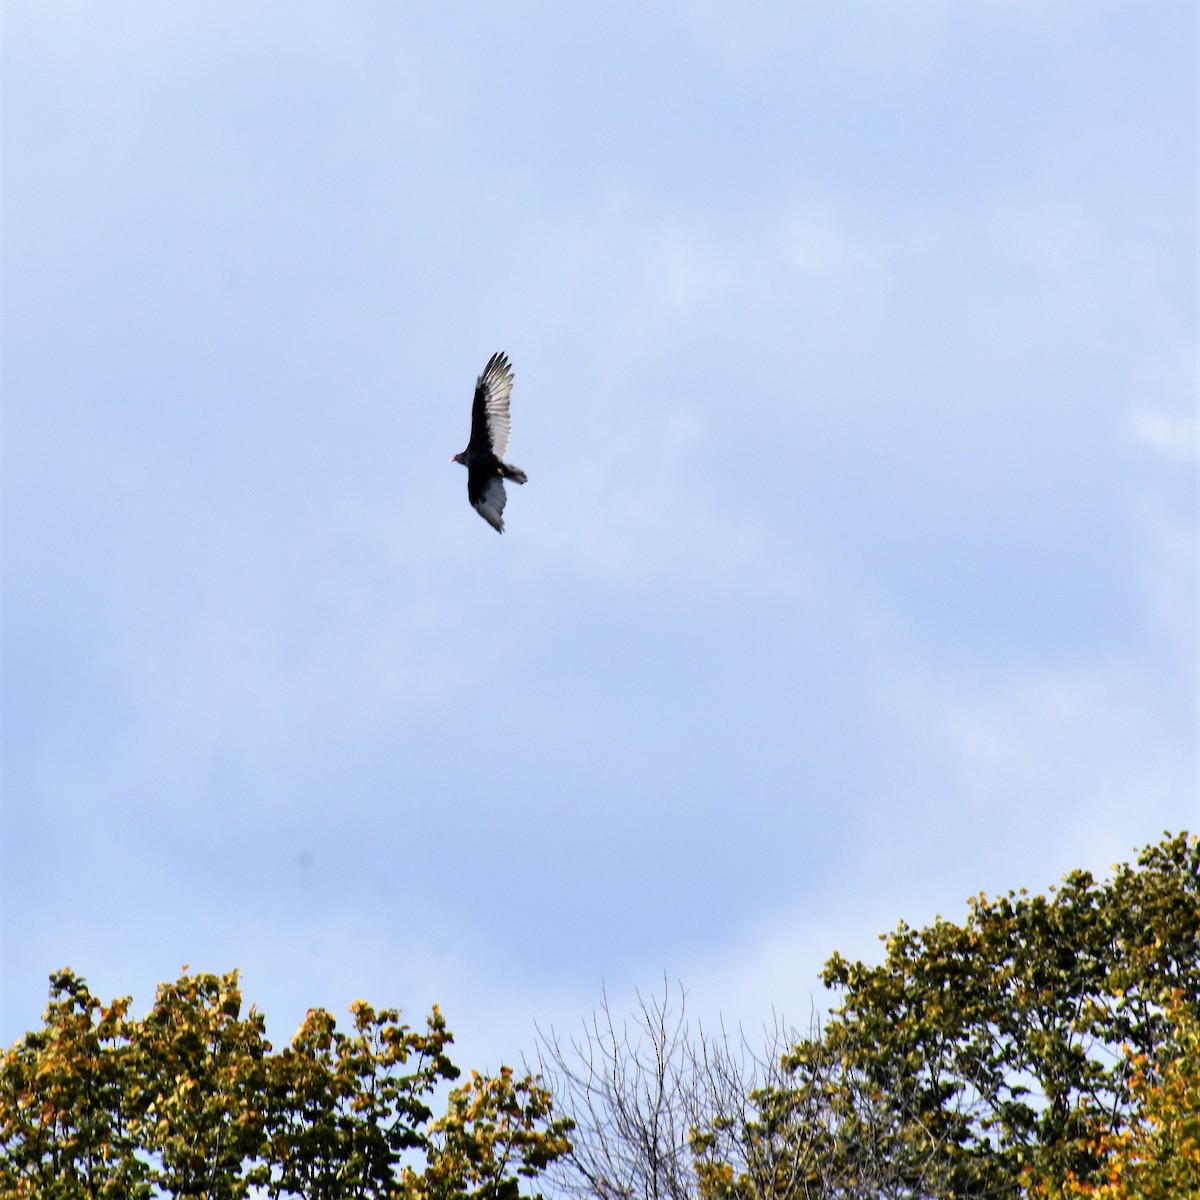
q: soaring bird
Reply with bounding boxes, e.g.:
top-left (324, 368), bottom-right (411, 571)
top-left (451, 352), bottom-right (527, 532)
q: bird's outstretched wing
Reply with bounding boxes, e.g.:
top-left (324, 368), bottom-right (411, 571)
top-left (469, 472), bottom-right (508, 533)
top-left (470, 352), bottom-right (514, 462)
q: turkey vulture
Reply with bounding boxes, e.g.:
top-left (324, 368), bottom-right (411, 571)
top-left (451, 351), bottom-right (527, 532)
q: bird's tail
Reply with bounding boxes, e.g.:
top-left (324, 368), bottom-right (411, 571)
top-left (501, 463), bottom-right (528, 485)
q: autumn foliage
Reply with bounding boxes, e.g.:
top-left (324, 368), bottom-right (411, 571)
top-left (1034, 993), bottom-right (1200, 1200)
top-left (539, 834), bottom-right (1199, 1200)
top-left (0, 970), bottom-right (570, 1199)
top-left (3, 833), bottom-right (1196, 1199)
top-left (690, 833), bottom-right (1200, 1199)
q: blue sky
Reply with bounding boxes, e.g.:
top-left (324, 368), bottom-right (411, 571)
top-left (2, 1), bottom-right (1196, 1070)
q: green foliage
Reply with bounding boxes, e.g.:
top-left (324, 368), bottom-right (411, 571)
top-left (419, 1067), bottom-right (571, 1200)
top-left (0, 969), bottom-right (571, 1200)
top-left (695, 832), bottom-right (1199, 1200)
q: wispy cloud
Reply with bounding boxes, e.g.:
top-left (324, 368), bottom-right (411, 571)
top-left (1127, 410), bottom-right (1197, 464)
top-left (4, 0), bottom-right (1194, 1071)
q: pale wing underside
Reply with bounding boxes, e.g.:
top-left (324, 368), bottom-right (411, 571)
top-left (476, 353), bottom-right (514, 461)
top-left (473, 474), bottom-right (508, 532)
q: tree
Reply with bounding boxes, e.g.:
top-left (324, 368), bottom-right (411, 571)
top-left (733, 832), bottom-right (1200, 1198)
top-left (1030, 991), bottom-right (1200, 1200)
top-left (536, 982), bottom-right (952, 1200)
top-left (534, 980), bottom-right (774, 1200)
top-left (0, 968), bottom-right (571, 1199)
top-left (538, 833), bottom-right (1199, 1200)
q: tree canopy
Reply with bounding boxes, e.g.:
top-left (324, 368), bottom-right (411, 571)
top-left (1033, 992), bottom-right (1200, 1200)
top-left (0, 969), bottom-right (571, 1200)
top-left (695, 832), bottom-right (1200, 1199)
top-left (538, 833), bottom-right (1199, 1200)
top-left (5, 833), bottom-right (1196, 1199)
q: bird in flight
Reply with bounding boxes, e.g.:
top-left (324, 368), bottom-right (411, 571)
top-left (451, 352), bottom-right (527, 533)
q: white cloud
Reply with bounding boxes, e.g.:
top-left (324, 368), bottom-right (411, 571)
top-left (1122, 333), bottom-right (1198, 465)
top-left (678, 909), bottom-right (893, 1037)
top-left (666, 0), bottom-right (953, 96)
top-left (1134, 496), bottom-right (1199, 663)
top-left (893, 663), bottom-right (1196, 870)
top-left (6, 1), bottom-right (355, 115)
top-left (6, 0), bottom-right (1194, 1094)
top-left (775, 206), bottom-right (881, 281)
top-left (669, 657), bottom-right (1197, 1046)
top-left (1122, 336), bottom-right (1198, 667)
top-left (1127, 410), bottom-right (1198, 463)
